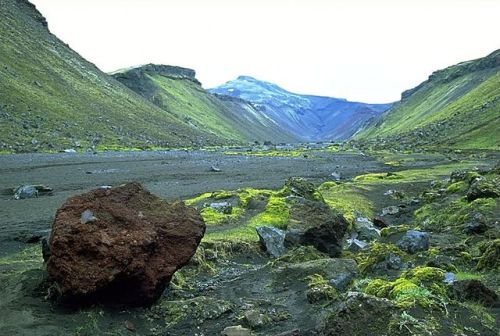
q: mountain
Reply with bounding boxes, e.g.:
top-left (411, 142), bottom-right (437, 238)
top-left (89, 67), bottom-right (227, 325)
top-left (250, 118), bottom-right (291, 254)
top-left (355, 49), bottom-right (500, 150)
top-left (112, 65), bottom-right (298, 144)
top-left (0, 0), bottom-right (296, 153)
top-left (209, 76), bottom-right (392, 141)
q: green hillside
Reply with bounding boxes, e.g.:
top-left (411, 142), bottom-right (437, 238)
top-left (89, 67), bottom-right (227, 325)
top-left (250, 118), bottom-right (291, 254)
top-left (112, 65), bottom-right (298, 144)
top-left (0, 0), bottom-right (238, 153)
top-left (355, 50), bottom-right (500, 150)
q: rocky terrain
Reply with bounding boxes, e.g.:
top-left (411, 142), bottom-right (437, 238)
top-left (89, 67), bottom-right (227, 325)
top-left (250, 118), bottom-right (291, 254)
top-left (0, 147), bottom-right (498, 335)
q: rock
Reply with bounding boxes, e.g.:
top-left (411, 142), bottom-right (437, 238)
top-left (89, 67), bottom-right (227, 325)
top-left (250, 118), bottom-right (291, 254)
top-left (285, 199), bottom-right (348, 257)
top-left (284, 177), bottom-right (323, 201)
top-left (244, 310), bottom-right (269, 329)
top-left (330, 172), bottom-right (341, 182)
top-left (444, 272), bottom-right (455, 284)
top-left (210, 165), bottom-right (221, 172)
top-left (221, 325), bottom-right (253, 336)
top-left (329, 273), bottom-right (355, 291)
top-left (209, 201), bottom-right (233, 214)
top-left (381, 206), bottom-right (399, 216)
top-left (47, 182), bottom-right (205, 306)
top-left (372, 252), bottom-right (406, 271)
top-left (256, 226), bottom-right (286, 258)
top-left (345, 238), bottom-right (368, 252)
top-left (354, 217), bottom-right (380, 241)
top-left (41, 235), bottom-right (51, 262)
top-left (62, 148), bottom-right (76, 153)
top-left (467, 178), bottom-right (500, 202)
top-left (372, 216), bottom-right (388, 228)
top-left (449, 280), bottom-right (499, 307)
top-left (463, 213), bottom-right (488, 235)
top-left (13, 185), bottom-right (38, 199)
top-left (318, 292), bottom-right (397, 336)
top-left (396, 230), bottom-right (429, 254)
top-left (80, 209), bottom-right (97, 224)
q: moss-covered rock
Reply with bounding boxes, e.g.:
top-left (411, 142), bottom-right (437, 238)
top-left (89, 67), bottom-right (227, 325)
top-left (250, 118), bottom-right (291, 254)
top-left (476, 239), bottom-right (500, 271)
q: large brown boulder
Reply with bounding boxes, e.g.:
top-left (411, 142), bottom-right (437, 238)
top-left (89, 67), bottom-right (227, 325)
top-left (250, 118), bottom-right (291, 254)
top-left (46, 182), bottom-right (205, 306)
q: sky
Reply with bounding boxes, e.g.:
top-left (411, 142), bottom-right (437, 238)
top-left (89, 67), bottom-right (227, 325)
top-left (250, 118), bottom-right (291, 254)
top-left (29, 0), bottom-right (500, 103)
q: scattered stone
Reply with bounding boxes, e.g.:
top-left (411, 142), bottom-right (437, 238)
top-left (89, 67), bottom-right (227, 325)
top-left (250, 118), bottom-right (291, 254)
top-left (209, 201), bottom-right (233, 214)
top-left (372, 216), bottom-right (388, 228)
top-left (330, 172), bottom-right (341, 182)
top-left (354, 217), bottom-right (380, 241)
top-left (467, 178), bottom-right (500, 202)
top-left (124, 320), bottom-right (136, 332)
top-left (47, 182), bottom-right (205, 306)
top-left (13, 185), bottom-right (38, 199)
top-left (463, 213), bottom-right (488, 235)
top-left (372, 252), bottom-right (406, 271)
top-left (210, 165), bottom-right (221, 172)
top-left (221, 325), bottom-right (253, 336)
top-left (62, 148), bottom-right (76, 153)
top-left (285, 199), bottom-right (348, 257)
top-left (256, 226), bottom-right (286, 258)
top-left (449, 279), bottom-right (499, 307)
top-left (244, 310), bottom-right (269, 329)
top-left (345, 238), bottom-right (368, 252)
top-left (329, 273), bottom-right (355, 291)
top-left (396, 230), bottom-right (429, 254)
top-left (381, 205), bottom-right (399, 216)
top-left (444, 272), bottom-right (455, 284)
top-left (80, 209), bottom-right (97, 224)
top-left (284, 177), bottom-right (323, 201)
top-left (280, 258), bottom-right (358, 286)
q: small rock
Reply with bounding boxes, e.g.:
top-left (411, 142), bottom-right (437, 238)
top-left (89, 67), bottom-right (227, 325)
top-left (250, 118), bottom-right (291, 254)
top-left (124, 320), bottom-right (136, 332)
top-left (463, 213), bottom-right (488, 235)
top-left (80, 209), bottom-right (97, 224)
top-left (396, 230), bottom-right (429, 254)
top-left (13, 185), bottom-right (38, 199)
top-left (381, 206), bottom-right (399, 216)
top-left (210, 165), bottom-right (221, 172)
top-left (345, 238), bottom-right (368, 252)
top-left (256, 226), bottom-right (286, 258)
top-left (209, 202), bottom-right (233, 214)
top-left (244, 310), bottom-right (268, 329)
top-left (372, 216), bottom-right (388, 228)
top-left (354, 217), bottom-right (380, 241)
top-left (331, 172), bottom-right (341, 182)
top-left (63, 148), bottom-right (77, 153)
top-left (444, 272), bottom-right (455, 284)
top-left (329, 273), bottom-right (355, 291)
top-left (221, 325), bottom-right (253, 336)
top-left (449, 279), bottom-right (499, 307)
top-left (467, 178), bottom-right (500, 202)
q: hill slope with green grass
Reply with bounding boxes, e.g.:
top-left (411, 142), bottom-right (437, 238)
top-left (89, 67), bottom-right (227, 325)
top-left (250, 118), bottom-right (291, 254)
top-left (112, 65), bottom-right (299, 144)
top-left (355, 49), bottom-right (500, 150)
top-left (0, 0), bottom-right (263, 153)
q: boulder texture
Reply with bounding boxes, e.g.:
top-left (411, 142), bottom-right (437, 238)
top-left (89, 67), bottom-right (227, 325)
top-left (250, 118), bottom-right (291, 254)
top-left (47, 182), bottom-right (205, 306)
top-left (285, 199), bottom-right (348, 257)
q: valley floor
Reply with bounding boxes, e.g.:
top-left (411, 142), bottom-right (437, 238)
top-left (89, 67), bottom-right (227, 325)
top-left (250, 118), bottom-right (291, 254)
top-left (0, 147), bottom-right (498, 335)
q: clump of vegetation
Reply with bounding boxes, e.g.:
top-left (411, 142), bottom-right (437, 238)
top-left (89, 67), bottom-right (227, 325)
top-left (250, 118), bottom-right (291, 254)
top-left (319, 182), bottom-right (374, 225)
top-left (355, 242), bottom-right (408, 274)
top-left (476, 239), bottom-right (499, 271)
top-left (364, 267), bottom-right (447, 309)
top-left (380, 225), bottom-right (410, 237)
top-left (271, 246), bottom-right (328, 266)
top-left (199, 206), bottom-right (244, 226)
top-left (304, 274), bottom-right (338, 304)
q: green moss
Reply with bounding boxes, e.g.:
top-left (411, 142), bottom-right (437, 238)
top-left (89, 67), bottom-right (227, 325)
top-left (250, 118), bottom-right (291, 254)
top-left (184, 192), bottom-right (212, 206)
top-left (380, 225), bottom-right (409, 237)
top-left (237, 188), bottom-right (271, 208)
top-left (200, 206), bottom-right (244, 226)
top-left (271, 246), bottom-right (328, 265)
top-left (364, 267), bottom-right (447, 309)
top-left (446, 181), bottom-right (467, 193)
top-left (320, 182), bottom-right (374, 225)
top-left (305, 274), bottom-right (339, 304)
top-left (476, 239), bottom-right (500, 271)
top-left (353, 172), bottom-right (402, 182)
top-left (416, 197), bottom-right (497, 232)
top-left (355, 242), bottom-right (408, 274)
top-left (225, 149), bottom-right (305, 157)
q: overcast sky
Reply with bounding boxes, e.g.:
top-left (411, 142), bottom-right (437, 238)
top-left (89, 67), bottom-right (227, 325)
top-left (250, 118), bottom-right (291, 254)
top-left (30, 0), bottom-right (500, 103)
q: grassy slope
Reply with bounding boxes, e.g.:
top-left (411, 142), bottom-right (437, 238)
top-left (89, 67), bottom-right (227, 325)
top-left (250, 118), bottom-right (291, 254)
top-left (0, 0), bottom-right (225, 153)
top-left (114, 70), bottom-right (298, 143)
top-left (356, 50), bottom-right (500, 150)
